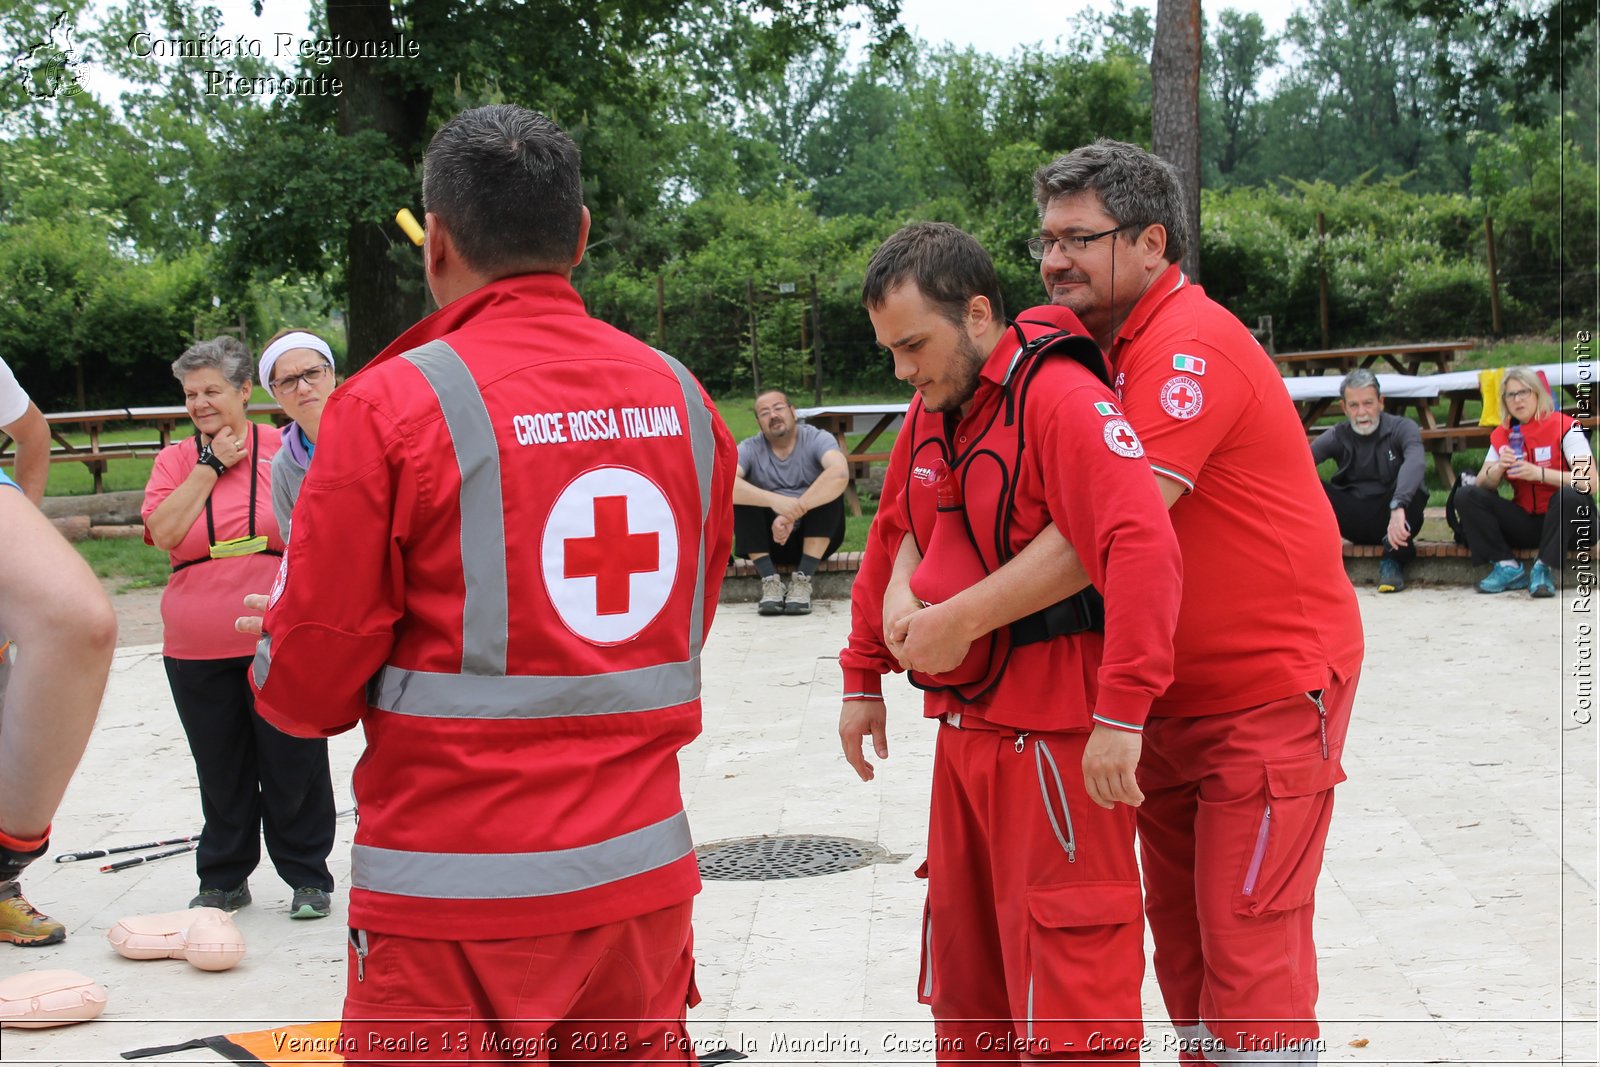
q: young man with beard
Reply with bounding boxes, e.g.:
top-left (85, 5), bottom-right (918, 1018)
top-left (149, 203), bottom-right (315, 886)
top-left (733, 389), bottom-right (848, 615)
top-left (839, 221), bottom-right (1182, 1062)
top-left (1311, 368), bottom-right (1427, 592)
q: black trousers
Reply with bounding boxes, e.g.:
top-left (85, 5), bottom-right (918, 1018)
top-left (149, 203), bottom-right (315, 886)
top-left (1455, 485), bottom-right (1595, 569)
top-left (733, 497), bottom-right (846, 568)
top-left (163, 656), bottom-right (336, 893)
top-left (1322, 484), bottom-right (1429, 564)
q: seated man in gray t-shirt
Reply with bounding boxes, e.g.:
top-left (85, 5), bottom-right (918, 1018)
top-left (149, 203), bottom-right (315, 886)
top-left (734, 390), bottom-right (849, 616)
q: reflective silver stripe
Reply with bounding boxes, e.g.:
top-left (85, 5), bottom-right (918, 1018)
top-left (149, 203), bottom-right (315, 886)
top-left (920, 908), bottom-right (934, 998)
top-left (351, 810), bottom-right (693, 899)
top-left (402, 341), bottom-right (508, 675)
top-left (1199, 1022), bottom-right (1319, 1065)
top-left (1173, 1024), bottom-right (1205, 1053)
top-left (654, 347), bottom-right (713, 655)
top-left (370, 658), bottom-right (700, 718)
top-left (251, 633), bottom-right (271, 688)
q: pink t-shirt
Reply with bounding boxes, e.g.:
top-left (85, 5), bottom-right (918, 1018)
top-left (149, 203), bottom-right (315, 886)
top-left (142, 427), bottom-right (286, 659)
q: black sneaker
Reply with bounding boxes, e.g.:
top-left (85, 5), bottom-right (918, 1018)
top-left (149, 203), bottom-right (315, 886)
top-left (289, 887), bottom-right (331, 920)
top-left (189, 883), bottom-right (251, 912)
top-left (1377, 559), bottom-right (1405, 593)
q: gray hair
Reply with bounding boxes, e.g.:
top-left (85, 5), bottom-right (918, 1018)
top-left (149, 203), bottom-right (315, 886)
top-left (1340, 367), bottom-right (1381, 401)
top-left (172, 337), bottom-right (253, 389)
top-left (1033, 139), bottom-right (1191, 267)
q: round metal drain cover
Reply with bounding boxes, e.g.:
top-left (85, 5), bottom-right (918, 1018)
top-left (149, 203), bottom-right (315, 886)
top-left (697, 834), bottom-right (894, 881)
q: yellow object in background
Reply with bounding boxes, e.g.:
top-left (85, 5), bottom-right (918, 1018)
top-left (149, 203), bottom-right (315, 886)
top-left (1478, 368), bottom-right (1505, 426)
top-left (395, 208), bottom-right (424, 246)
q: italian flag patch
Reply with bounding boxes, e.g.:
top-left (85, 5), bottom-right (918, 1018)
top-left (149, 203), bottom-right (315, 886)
top-left (1094, 401), bottom-right (1121, 417)
top-left (1172, 354), bottom-right (1206, 374)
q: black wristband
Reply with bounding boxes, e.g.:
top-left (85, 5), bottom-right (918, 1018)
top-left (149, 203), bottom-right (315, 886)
top-left (196, 444), bottom-right (226, 476)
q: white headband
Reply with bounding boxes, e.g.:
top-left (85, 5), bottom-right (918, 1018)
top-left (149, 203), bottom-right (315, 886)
top-left (258, 332), bottom-right (335, 388)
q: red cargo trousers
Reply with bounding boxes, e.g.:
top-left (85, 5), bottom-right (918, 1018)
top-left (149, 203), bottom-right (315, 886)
top-left (1137, 671), bottom-right (1358, 1065)
top-left (921, 721), bottom-right (1146, 1065)
top-left (339, 901), bottom-right (699, 1065)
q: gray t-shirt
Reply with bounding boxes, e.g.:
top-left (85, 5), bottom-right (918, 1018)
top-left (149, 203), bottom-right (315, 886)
top-left (737, 423), bottom-right (837, 497)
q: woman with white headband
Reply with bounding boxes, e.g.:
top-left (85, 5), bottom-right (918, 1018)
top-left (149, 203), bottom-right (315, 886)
top-left (258, 329), bottom-right (338, 540)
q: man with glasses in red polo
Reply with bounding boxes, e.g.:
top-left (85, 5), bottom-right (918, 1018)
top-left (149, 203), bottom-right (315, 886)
top-left (1021, 140), bottom-right (1363, 1064)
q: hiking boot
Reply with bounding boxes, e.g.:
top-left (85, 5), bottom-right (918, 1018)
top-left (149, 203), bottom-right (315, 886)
top-left (0, 882), bottom-right (66, 946)
top-left (1529, 560), bottom-right (1556, 598)
top-left (1377, 559), bottom-right (1405, 593)
top-left (189, 883), bottom-right (251, 912)
top-left (1477, 561), bottom-right (1529, 594)
top-left (289, 887), bottom-right (331, 920)
top-left (757, 574), bottom-right (785, 616)
top-left (783, 572), bottom-right (814, 615)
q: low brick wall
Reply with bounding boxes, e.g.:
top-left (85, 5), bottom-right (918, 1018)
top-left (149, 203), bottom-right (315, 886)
top-left (718, 544), bottom-right (1589, 601)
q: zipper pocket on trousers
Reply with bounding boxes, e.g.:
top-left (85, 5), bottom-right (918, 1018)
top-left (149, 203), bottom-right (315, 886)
top-left (1033, 739), bottom-right (1077, 863)
top-left (1241, 806), bottom-right (1272, 896)
top-left (350, 928), bottom-right (369, 982)
top-left (1307, 690), bottom-right (1329, 760)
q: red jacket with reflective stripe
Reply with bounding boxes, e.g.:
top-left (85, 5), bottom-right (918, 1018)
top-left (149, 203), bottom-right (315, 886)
top-left (252, 274), bottom-right (735, 938)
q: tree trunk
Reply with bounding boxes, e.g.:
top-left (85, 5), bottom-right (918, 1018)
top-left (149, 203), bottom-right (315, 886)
top-left (328, 0), bottom-right (433, 366)
top-left (1151, 0), bottom-right (1203, 281)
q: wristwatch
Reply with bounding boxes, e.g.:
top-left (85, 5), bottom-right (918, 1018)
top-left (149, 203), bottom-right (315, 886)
top-left (196, 443), bottom-right (227, 476)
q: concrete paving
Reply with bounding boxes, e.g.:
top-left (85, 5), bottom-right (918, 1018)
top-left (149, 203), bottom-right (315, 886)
top-left (1, 585), bottom-right (1594, 1065)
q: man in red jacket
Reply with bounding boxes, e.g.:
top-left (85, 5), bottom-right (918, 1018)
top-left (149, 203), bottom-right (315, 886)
top-left (840, 222), bottom-right (1182, 1062)
top-left (1004, 140), bottom-right (1360, 1063)
top-left (243, 105), bottom-right (734, 1064)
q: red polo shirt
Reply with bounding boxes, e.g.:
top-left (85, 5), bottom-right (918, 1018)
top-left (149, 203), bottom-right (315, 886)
top-left (1109, 264), bottom-right (1363, 716)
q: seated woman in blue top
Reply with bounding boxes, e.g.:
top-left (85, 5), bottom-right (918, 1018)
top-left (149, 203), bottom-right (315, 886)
top-left (259, 330), bottom-right (338, 540)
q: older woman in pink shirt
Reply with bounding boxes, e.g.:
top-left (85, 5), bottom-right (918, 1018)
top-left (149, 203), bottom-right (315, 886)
top-left (142, 337), bottom-right (335, 920)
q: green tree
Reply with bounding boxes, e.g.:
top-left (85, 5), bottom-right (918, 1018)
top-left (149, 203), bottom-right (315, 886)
top-left (1201, 9), bottom-right (1278, 182)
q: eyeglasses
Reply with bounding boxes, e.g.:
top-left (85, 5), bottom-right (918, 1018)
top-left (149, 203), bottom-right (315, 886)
top-left (270, 364), bottom-right (331, 395)
top-left (1504, 388), bottom-right (1535, 402)
top-left (1027, 224), bottom-right (1139, 261)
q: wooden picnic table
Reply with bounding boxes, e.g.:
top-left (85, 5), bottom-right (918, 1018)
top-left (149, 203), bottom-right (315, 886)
top-left (795, 403), bottom-right (907, 516)
top-left (1274, 341), bottom-right (1469, 377)
top-left (1298, 362), bottom-right (1594, 487)
top-left (0, 403), bottom-right (286, 493)
top-left (125, 402), bottom-right (285, 449)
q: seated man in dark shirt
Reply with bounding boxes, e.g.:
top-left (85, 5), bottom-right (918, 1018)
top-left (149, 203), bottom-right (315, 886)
top-left (732, 390), bottom-right (849, 615)
top-left (1311, 368), bottom-right (1428, 592)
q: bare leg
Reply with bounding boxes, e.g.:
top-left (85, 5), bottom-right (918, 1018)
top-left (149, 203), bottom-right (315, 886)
top-left (0, 492), bottom-right (115, 839)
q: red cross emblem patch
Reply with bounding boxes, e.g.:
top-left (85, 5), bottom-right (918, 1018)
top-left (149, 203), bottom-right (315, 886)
top-left (1103, 418), bottom-right (1145, 458)
top-left (1159, 374), bottom-right (1204, 420)
top-left (542, 465), bottom-right (679, 644)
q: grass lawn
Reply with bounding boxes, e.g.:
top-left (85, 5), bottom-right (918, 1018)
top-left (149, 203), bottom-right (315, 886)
top-left (75, 538), bottom-right (171, 592)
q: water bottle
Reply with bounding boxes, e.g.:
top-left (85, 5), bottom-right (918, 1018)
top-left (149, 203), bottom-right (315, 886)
top-left (1508, 425), bottom-right (1524, 461)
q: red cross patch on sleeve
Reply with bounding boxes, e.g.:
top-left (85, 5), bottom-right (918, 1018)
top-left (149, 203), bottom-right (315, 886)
top-left (1103, 418), bottom-right (1145, 458)
top-left (1158, 375), bottom-right (1204, 420)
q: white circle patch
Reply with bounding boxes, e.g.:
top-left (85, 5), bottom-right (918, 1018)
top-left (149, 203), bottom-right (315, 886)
top-left (541, 466), bottom-right (679, 645)
top-left (267, 554), bottom-right (290, 610)
top-left (1159, 375), bottom-right (1204, 420)
top-left (1103, 418), bottom-right (1145, 458)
